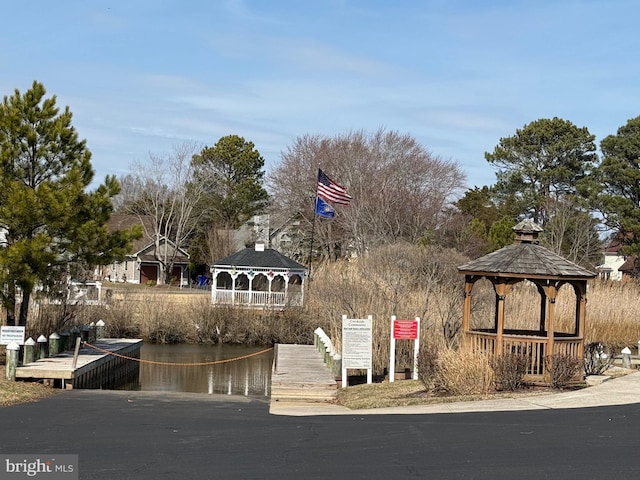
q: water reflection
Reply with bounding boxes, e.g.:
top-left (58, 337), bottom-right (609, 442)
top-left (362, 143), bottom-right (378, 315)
top-left (138, 343), bottom-right (273, 397)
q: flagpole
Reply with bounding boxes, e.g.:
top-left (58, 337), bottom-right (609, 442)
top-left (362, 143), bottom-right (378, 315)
top-left (307, 192), bottom-right (319, 279)
top-left (309, 167), bottom-right (347, 280)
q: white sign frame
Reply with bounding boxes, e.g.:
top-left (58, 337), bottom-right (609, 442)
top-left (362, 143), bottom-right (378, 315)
top-left (389, 316), bottom-right (420, 383)
top-left (0, 326), bottom-right (26, 346)
top-left (341, 314), bottom-right (373, 388)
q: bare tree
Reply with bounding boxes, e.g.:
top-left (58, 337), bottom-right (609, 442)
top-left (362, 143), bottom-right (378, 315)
top-left (268, 128), bottom-right (466, 259)
top-left (540, 197), bottom-right (602, 269)
top-left (116, 141), bottom-right (206, 284)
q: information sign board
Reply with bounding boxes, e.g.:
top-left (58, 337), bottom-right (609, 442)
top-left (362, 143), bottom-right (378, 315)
top-left (342, 317), bottom-right (372, 369)
top-left (389, 316), bottom-right (420, 382)
top-left (0, 326), bottom-right (26, 345)
top-left (393, 319), bottom-right (419, 340)
top-left (341, 315), bottom-right (373, 387)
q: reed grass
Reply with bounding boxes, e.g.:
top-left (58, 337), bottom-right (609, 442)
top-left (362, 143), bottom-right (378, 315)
top-left (433, 345), bottom-right (494, 395)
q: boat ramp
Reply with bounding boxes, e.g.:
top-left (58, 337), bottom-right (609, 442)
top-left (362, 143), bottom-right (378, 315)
top-left (15, 339), bottom-right (142, 389)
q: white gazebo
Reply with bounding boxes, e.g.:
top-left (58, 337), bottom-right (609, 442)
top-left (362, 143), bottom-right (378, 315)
top-left (211, 244), bottom-right (307, 308)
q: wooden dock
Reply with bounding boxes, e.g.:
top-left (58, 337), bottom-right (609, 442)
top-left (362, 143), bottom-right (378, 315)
top-left (271, 344), bottom-right (337, 403)
top-left (15, 338), bottom-right (142, 389)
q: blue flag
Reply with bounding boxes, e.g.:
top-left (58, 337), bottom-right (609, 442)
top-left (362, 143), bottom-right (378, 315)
top-left (315, 196), bottom-right (335, 219)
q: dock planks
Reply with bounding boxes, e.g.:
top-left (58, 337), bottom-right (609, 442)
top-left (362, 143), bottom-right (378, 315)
top-left (15, 338), bottom-right (142, 389)
top-left (271, 344), bottom-right (337, 403)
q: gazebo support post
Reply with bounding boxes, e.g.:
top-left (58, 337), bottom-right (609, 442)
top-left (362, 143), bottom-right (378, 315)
top-left (537, 284), bottom-right (547, 333)
top-left (541, 285), bottom-right (557, 384)
top-left (494, 282), bottom-right (510, 356)
top-left (462, 279), bottom-right (473, 340)
top-left (576, 283), bottom-right (587, 359)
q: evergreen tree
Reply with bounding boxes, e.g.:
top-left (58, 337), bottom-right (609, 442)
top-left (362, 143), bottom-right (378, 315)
top-left (485, 117), bottom-right (601, 263)
top-left (485, 117), bottom-right (597, 226)
top-left (0, 81), bottom-right (138, 326)
top-left (591, 115), bottom-right (640, 272)
top-left (191, 135), bottom-right (269, 263)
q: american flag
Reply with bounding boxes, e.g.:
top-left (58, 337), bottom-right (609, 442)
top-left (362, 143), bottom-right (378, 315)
top-left (317, 169), bottom-right (352, 206)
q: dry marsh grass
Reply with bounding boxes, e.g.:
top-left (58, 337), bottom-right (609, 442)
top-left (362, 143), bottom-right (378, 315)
top-left (31, 289), bottom-right (317, 347)
top-left (434, 346), bottom-right (494, 395)
top-left (0, 376), bottom-right (58, 407)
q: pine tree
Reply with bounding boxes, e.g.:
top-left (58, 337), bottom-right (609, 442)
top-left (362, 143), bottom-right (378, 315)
top-left (0, 81), bottom-right (139, 326)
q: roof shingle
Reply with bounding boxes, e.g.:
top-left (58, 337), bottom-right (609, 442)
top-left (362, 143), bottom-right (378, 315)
top-left (458, 242), bottom-right (596, 279)
top-left (214, 248), bottom-right (306, 271)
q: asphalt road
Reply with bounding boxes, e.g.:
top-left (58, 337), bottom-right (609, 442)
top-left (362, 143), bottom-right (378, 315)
top-left (0, 390), bottom-right (639, 479)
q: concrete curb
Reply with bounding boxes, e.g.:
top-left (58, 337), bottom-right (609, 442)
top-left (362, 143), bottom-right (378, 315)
top-left (270, 370), bottom-right (640, 416)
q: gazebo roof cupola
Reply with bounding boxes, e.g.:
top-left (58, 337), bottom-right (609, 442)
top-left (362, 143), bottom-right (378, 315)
top-left (513, 219), bottom-right (543, 244)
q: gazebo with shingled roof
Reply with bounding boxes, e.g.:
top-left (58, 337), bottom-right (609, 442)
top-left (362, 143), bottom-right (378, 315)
top-left (211, 243), bottom-right (306, 308)
top-left (457, 219), bottom-right (596, 384)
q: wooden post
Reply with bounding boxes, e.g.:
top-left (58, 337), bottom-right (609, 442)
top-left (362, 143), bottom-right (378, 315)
top-left (49, 332), bottom-right (61, 356)
top-left (23, 337), bottom-right (36, 364)
top-left (541, 285), bottom-right (557, 385)
top-left (88, 322), bottom-right (96, 343)
top-left (37, 335), bottom-right (48, 359)
top-left (462, 279), bottom-right (473, 338)
top-left (71, 337), bottom-right (82, 369)
top-left (576, 282), bottom-right (587, 361)
top-left (96, 320), bottom-right (106, 339)
top-left (5, 342), bottom-right (19, 380)
top-left (495, 293), bottom-right (505, 355)
top-left (622, 347), bottom-right (632, 369)
top-left (70, 326), bottom-right (80, 348)
top-left (81, 325), bottom-right (90, 342)
top-left (332, 353), bottom-right (342, 379)
top-left (60, 331), bottom-right (70, 351)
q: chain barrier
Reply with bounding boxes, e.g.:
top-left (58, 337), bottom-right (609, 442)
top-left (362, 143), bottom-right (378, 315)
top-left (81, 341), bottom-right (273, 367)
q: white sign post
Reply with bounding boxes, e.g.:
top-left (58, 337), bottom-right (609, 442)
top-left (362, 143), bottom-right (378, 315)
top-left (389, 316), bottom-right (420, 383)
top-left (0, 326), bottom-right (26, 346)
top-left (341, 315), bottom-right (373, 388)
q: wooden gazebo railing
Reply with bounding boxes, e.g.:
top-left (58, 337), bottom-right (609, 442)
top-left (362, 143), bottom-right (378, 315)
top-left (466, 330), bottom-right (582, 379)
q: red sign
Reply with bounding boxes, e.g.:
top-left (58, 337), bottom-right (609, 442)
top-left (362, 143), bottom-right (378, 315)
top-left (393, 319), bottom-right (418, 340)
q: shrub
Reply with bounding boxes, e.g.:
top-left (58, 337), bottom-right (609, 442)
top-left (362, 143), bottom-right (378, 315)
top-left (416, 343), bottom-right (440, 391)
top-left (490, 353), bottom-right (529, 391)
top-left (545, 353), bottom-right (582, 389)
top-left (434, 346), bottom-right (494, 396)
top-left (583, 342), bottom-right (615, 376)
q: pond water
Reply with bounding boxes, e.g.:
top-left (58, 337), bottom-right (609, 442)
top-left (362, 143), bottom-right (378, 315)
top-left (132, 343), bottom-right (274, 398)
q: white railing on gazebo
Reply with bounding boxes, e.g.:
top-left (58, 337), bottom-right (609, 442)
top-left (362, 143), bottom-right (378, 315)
top-left (213, 290), bottom-right (303, 307)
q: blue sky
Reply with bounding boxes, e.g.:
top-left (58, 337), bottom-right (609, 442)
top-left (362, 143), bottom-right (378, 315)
top-left (2, 0), bottom-right (639, 190)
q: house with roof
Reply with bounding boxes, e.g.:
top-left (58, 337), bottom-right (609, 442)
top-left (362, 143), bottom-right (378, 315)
top-left (211, 243), bottom-right (307, 308)
top-left (97, 214), bottom-right (190, 286)
top-left (596, 236), bottom-right (637, 281)
top-left (251, 213), bottom-right (304, 261)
